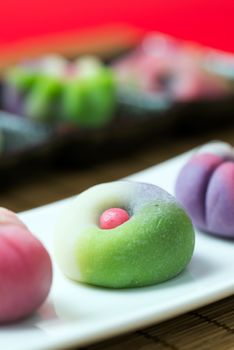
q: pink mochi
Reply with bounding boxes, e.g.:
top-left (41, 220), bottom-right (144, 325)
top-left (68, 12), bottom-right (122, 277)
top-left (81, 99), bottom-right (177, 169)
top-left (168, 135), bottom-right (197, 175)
top-left (0, 208), bottom-right (52, 323)
top-left (0, 208), bottom-right (28, 228)
top-left (175, 144), bottom-right (234, 238)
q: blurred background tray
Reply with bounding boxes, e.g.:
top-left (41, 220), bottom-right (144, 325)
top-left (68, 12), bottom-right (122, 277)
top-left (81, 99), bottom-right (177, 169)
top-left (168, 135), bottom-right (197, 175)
top-left (1, 27), bottom-right (234, 176)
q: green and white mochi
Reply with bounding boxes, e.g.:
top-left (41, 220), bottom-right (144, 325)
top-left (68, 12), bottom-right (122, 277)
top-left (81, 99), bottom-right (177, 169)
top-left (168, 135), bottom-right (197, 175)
top-left (54, 181), bottom-right (195, 288)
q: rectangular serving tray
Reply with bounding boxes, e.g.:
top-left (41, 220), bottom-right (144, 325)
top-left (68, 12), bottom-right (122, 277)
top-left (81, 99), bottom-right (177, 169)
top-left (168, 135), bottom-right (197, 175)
top-left (1, 143), bottom-right (234, 350)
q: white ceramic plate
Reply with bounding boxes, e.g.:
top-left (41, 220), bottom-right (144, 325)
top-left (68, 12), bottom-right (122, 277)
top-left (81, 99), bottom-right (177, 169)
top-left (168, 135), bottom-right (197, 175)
top-left (1, 144), bottom-right (234, 350)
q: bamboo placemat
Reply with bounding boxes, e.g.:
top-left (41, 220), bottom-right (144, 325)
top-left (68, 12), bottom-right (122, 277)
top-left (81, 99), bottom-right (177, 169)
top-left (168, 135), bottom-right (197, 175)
top-left (87, 294), bottom-right (234, 350)
top-left (0, 128), bottom-right (234, 350)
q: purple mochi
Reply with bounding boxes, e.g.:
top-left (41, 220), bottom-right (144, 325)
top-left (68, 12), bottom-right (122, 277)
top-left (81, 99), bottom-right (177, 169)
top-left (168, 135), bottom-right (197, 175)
top-left (175, 148), bottom-right (234, 238)
top-left (1, 83), bottom-right (25, 116)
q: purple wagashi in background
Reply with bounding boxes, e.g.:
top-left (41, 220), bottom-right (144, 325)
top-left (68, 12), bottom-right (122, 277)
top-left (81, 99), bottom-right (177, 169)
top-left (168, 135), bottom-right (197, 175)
top-left (1, 83), bottom-right (25, 116)
top-left (175, 142), bottom-right (234, 238)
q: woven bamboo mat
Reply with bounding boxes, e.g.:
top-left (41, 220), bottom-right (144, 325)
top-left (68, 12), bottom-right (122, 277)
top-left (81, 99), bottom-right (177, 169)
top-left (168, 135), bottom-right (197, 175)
top-left (88, 295), bottom-right (234, 350)
top-left (0, 129), bottom-right (234, 350)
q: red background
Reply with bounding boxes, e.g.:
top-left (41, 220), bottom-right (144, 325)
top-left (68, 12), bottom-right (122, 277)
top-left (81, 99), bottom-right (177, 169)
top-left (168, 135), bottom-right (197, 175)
top-left (1, 0), bottom-right (234, 52)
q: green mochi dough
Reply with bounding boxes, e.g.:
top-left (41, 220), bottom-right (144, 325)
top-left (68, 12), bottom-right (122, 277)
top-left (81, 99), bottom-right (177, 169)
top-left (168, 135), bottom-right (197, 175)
top-left (54, 181), bottom-right (195, 289)
top-left (62, 70), bottom-right (116, 127)
top-left (24, 76), bottom-right (62, 121)
top-left (6, 67), bottom-right (38, 91)
top-left (76, 202), bottom-right (194, 288)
